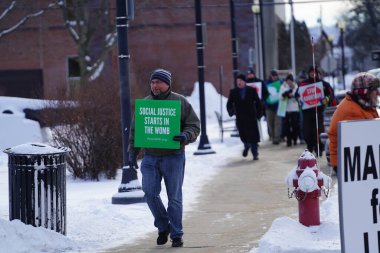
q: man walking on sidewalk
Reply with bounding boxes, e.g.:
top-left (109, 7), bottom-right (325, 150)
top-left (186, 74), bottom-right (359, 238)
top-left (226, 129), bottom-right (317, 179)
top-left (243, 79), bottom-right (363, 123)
top-left (128, 69), bottom-right (200, 247)
top-left (227, 74), bottom-right (262, 160)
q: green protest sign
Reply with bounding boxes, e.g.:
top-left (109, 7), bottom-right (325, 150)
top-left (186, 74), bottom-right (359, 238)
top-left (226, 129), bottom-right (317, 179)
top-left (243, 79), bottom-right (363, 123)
top-left (134, 99), bottom-right (181, 149)
top-left (265, 80), bottom-right (281, 104)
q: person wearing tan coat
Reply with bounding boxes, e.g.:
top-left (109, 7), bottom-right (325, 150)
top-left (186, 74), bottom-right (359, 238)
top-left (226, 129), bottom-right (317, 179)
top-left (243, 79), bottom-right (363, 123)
top-left (328, 72), bottom-right (380, 173)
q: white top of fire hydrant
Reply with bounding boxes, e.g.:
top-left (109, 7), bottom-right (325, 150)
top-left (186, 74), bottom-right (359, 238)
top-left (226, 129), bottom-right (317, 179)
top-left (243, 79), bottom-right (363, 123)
top-left (298, 167), bottom-right (319, 192)
top-left (285, 149), bottom-right (332, 195)
top-left (300, 150), bottom-right (315, 159)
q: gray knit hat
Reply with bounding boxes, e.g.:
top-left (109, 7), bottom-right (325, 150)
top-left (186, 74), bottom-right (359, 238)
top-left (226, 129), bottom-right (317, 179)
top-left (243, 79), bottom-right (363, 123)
top-left (348, 72), bottom-right (380, 108)
top-left (270, 69), bottom-right (278, 76)
top-left (351, 72), bottom-right (380, 91)
top-left (150, 69), bottom-right (172, 86)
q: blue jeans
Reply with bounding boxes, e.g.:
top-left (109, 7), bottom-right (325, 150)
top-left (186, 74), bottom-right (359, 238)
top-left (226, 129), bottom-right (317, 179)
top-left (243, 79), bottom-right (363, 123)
top-left (244, 142), bottom-right (258, 157)
top-left (141, 151), bottom-right (185, 239)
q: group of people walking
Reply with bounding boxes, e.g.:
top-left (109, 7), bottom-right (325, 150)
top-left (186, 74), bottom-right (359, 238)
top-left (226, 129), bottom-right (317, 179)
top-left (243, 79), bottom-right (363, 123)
top-left (227, 66), bottom-right (336, 160)
top-left (126, 67), bottom-right (379, 249)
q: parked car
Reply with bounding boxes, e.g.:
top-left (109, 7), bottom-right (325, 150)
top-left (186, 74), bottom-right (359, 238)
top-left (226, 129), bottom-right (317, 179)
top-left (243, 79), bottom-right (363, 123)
top-left (368, 68), bottom-right (380, 78)
top-left (0, 97), bottom-right (45, 150)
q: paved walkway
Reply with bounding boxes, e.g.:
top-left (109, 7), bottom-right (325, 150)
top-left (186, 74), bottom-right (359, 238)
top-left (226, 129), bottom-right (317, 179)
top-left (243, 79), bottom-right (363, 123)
top-left (106, 141), bottom-right (331, 253)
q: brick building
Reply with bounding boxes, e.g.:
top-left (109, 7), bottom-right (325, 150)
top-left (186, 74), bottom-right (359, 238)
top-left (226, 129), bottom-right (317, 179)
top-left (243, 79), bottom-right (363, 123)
top-left (0, 1), bottom-right (77, 98)
top-left (0, 0), bottom-right (283, 99)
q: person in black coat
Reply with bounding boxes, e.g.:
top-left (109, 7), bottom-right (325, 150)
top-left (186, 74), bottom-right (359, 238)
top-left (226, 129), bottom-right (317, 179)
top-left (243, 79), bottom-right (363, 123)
top-left (227, 74), bottom-right (263, 160)
top-left (246, 69), bottom-right (269, 118)
top-left (295, 66), bottom-right (336, 157)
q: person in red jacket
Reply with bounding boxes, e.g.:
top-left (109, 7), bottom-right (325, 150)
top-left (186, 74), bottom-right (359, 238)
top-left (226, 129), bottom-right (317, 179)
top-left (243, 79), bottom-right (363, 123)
top-left (328, 72), bottom-right (380, 173)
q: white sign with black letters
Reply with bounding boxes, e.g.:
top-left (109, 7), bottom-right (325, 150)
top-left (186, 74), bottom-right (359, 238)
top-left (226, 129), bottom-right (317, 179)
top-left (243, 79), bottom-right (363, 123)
top-left (338, 119), bottom-right (380, 253)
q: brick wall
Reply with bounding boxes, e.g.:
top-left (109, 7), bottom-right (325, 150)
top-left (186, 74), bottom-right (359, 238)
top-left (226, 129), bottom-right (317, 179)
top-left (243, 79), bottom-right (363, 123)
top-left (0, 0), bottom-right (272, 99)
top-left (0, 0), bottom-right (77, 98)
top-left (128, 2), bottom-right (235, 98)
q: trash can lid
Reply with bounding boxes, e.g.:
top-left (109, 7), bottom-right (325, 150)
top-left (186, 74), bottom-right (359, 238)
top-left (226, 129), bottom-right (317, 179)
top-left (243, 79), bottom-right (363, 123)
top-left (3, 142), bottom-right (70, 155)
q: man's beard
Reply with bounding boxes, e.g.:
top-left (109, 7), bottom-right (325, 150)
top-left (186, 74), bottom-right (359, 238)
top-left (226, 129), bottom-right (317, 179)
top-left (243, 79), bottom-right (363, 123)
top-left (370, 95), bottom-right (379, 107)
top-left (152, 89), bottom-right (161, 96)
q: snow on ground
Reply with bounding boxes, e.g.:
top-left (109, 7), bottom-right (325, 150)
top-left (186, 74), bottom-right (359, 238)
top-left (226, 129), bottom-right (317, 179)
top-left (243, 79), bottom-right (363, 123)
top-left (252, 184), bottom-right (341, 253)
top-left (0, 82), bottom-right (250, 253)
top-left (0, 75), bottom-right (367, 252)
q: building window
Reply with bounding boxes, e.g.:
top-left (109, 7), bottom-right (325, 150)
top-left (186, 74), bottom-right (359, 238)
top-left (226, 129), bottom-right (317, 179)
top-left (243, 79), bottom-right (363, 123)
top-left (68, 56), bottom-right (80, 79)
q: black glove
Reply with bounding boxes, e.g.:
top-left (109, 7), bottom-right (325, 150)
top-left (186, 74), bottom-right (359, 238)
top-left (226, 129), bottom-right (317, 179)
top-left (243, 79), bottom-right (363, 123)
top-left (173, 132), bottom-right (189, 144)
top-left (227, 107), bottom-right (235, 117)
top-left (282, 89), bottom-right (292, 98)
top-left (129, 150), bottom-right (138, 169)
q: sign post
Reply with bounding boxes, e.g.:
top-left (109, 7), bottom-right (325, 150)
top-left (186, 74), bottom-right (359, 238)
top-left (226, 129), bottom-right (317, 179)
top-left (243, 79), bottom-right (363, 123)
top-left (338, 119), bottom-right (380, 253)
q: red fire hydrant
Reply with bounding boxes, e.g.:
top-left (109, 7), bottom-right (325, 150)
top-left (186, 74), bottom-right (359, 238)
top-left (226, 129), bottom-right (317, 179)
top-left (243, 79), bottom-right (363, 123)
top-left (286, 150), bottom-right (331, 226)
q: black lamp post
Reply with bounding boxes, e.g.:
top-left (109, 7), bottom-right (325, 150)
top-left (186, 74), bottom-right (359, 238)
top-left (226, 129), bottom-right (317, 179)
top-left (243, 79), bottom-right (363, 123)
top-left (112, 0), bottom-right (145, 204)
top-left (327, 34), bottom-right (335, 88)
top-left (229, 0), bottom-right (239, 87)
top-left (338, 20), bottom-right (346, 90)
top-left (193, 0), bottom-right (215, 155)
top-left (289, 0), bottom-right (296, 77)
top-left (259, 0), bottom-right (266, 78)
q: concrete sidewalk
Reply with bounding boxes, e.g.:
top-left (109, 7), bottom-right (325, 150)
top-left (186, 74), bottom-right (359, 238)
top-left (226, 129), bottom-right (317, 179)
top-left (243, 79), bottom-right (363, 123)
top-left (106, 141), bottom-right (330, 253)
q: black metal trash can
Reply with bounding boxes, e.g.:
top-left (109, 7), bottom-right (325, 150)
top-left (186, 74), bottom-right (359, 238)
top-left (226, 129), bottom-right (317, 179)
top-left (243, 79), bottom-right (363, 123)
top-left (3, 143), bottom-right (70, 235)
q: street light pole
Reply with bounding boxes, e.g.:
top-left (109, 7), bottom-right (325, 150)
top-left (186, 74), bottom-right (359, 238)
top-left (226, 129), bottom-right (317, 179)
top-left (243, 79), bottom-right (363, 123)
top-left (251, 4), bottom-right (262, 79)
top-left (112, 0), bottom-right (145, 204)
top-left (289, 0), bottom-right (296, 76)
top-left (193, 0), bottom-right (215, 155)
top-left (229, 0), bottom-right (239, 87)
top-left (259, 0), bottom-right (266, 78)
top-left (327, 34), bottom-right (335, 87)
top-left (338, 20), bottom-right (346, 90)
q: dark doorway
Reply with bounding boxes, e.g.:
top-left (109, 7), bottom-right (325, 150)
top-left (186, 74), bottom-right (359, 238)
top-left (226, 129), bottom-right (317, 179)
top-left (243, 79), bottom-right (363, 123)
top-left (0, 69), bottom-right (43, 99)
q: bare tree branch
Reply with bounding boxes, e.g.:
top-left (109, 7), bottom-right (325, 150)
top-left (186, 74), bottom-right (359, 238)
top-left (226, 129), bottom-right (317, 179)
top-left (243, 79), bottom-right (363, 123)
top-left (58, 0), bottom-right (117, 84)
top-left (0, 1), bottom-right (15, 21)
top-left (0, 9), bottom-right (43, 38)
top-left (0, 1), bottom-right (59, 39)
